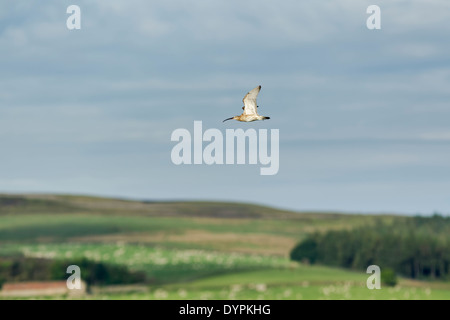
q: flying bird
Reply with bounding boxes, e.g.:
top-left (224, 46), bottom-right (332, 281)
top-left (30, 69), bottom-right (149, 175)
top-left (223, 85), bottom-right (270, 122)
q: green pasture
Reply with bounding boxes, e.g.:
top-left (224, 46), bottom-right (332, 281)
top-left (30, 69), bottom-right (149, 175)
top-left (0, 194), bottom-right (447, 300)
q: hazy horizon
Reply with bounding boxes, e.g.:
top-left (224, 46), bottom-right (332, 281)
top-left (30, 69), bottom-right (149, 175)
top-left (0, 191), bottom-right (443, 217)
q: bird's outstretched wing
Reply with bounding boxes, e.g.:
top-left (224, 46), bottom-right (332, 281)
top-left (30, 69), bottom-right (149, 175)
top-left (242, 85), bottom-right (261, 115)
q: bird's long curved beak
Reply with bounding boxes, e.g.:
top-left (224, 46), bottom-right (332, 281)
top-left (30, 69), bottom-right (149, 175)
top-left (223, 117), bottom-right (234, 122)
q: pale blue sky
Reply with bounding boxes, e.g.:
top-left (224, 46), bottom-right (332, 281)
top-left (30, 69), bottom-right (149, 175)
top-left (1, 1), bottom-right (449, 214)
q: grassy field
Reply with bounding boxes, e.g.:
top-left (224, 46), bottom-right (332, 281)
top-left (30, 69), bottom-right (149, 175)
top-left (0, 194), bottom-right (448, 300)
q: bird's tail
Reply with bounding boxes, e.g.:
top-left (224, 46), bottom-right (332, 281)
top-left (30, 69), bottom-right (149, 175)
top-left (263, 117), bottom-right (270, 120)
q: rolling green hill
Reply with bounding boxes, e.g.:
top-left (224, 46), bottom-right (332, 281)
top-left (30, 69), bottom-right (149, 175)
top-left (0, 194), bottom-right (448, 300)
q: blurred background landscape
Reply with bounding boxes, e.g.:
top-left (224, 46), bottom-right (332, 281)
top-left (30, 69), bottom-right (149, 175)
top-left (1, 1), bottom-right (449, 299)
top-left (0, 194), bottom-right (449, 300)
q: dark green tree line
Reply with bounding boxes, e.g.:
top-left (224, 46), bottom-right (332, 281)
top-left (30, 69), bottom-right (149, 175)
top-left (290, 215), bottom-right (450, 280)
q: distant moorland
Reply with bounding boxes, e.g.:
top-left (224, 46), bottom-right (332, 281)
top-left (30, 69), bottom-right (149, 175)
top-left (0, 194), bottom-right (449, 300)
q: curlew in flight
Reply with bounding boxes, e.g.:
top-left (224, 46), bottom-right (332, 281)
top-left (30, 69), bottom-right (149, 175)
top-left (223, 85), bottom-right (270, 122)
